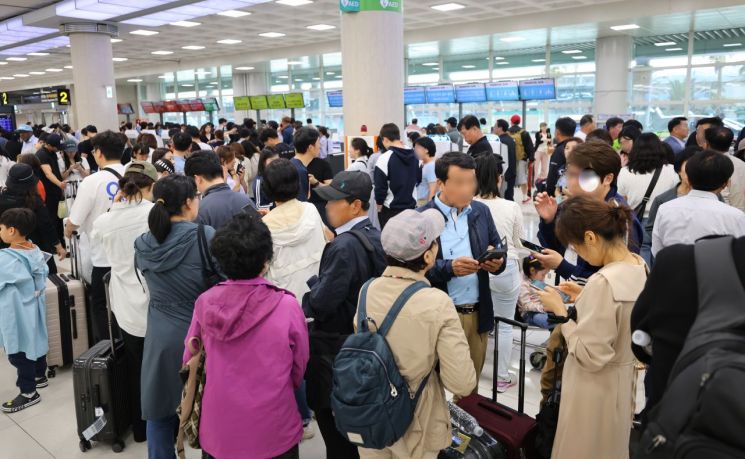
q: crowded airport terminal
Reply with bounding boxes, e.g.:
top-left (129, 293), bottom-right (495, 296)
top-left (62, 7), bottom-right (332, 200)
top-left (0, 0), bottom-right (745, 458)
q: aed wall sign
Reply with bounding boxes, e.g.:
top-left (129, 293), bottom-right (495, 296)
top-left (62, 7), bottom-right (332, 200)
top-left (57, 88), bottom-right (71, 105)
top-left (340, 0), bottom-right (402, 12)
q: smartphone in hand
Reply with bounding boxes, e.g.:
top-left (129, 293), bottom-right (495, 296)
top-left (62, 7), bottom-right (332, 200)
top-left (521, 239), bottom-right (546, 253)
top-left (477, 247), bottom-right (507, 264)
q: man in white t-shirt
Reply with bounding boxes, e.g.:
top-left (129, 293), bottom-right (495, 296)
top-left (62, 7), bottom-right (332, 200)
top-left (64, 131), bottom-right (127, 343)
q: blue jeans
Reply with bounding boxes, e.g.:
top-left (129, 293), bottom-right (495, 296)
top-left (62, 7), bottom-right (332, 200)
top-left (522, 312), bottom-right (554, 329)
top-left (147, 414), bottom-right (178, 459)
top-left (489, 259), bottom-right (521, 381)
top-left (295, 380), bottom-right (312, 425)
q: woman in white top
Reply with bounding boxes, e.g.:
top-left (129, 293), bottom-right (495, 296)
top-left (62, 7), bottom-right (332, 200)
top-left (533, 123), bottom-right (551, 180)
top-left (216, 145), bottom-right (247, 194)
top-left (473, 154), bottom-right (524, 392)
top-left (617, 133), bottom-right (679, 265)
top-left (347, 137), bottom-right (372, 173)
top-left (90, 160), bottom-right (155, 442)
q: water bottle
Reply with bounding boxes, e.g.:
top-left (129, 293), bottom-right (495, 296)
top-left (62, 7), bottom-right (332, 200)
top-left (448, 401), bottom-right (484, 437)
top-left (632, 330), bottom-right (653, 356)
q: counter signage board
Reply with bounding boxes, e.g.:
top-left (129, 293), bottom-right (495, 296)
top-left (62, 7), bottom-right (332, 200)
top-left (327, 90), bottom-right (343, 107)
top-left (425, 85), bottom-right (455, 104)
top-left (404, 86), bottom-right (426, 105)
top-left (485, 81), bottom-right (519, 101)
top-left (164, 100), bottom-right (180, 112)
top-left (203, 97), bottom-right (220, 112)
top-left (284, 92), bottom-right (305, 109)
top-left (0, 92), bottom-right (8, 105)
top-left (57, 88), bottom-right (70, 105)
top-left (518, 78), bottom-right (556, 100)
top-left (455, 83), bottom-right (487, 103)
top-left (117, 103), bottom-right (134, 114)
top-left (249, 95), bottom-right (269, 110)
top-left (152, 101), bottom-right (167, 113)
top-left (141, 102), bottom-right (155, 114)
top-left (234, 96), bottom-right (251, 111)
top-left (268, 94), bottom-right (286, 109)
top-left (340, 0), bottom-right (401, 12)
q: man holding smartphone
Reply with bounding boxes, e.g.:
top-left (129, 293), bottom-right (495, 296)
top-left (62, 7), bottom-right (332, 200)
top-left (418, 152), bottom-right (506, 387)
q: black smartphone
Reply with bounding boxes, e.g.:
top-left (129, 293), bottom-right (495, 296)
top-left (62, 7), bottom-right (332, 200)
top-left (521, 239), bottom-right (546, 253)
top-left (477, 247), bottom-right (507, 264)
top-left (236, 163), bottom-right (245, 175)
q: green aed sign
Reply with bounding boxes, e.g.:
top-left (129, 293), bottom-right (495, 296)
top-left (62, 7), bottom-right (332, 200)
top-left (340, 0), bottom-right (401, 13)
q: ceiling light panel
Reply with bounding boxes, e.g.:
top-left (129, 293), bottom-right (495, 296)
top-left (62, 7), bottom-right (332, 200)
top-left (306, 24), bottom-right (335, 31)
top-left (259, 32), bottom-right (285, 38)
top-left (235, 66), bottom-right (255, 70)
top-left (654, 41), bottom-right (676, 47)
top-left (218, 10), bottom-right (251, 17)
top-left (217, 39), bottom-right (242, 44)
top-left (182, 45), bottom-right (205, 50)
top-left (430, 3), bottom-right (465, 11)
top-left (129, 29), bottom-right (159, 36)
top-left (561, 49), bottom-right (582, 54)
top-left (610, 24), bottom-right (640, 31)
top-left (124, 0), bottom-right (271, 27)
top-left (171, 21), bottom-right (200, 27)
top-left (151, 50), bottom-right (174, 55)
top-left (723, 43), bottom-right (742, 47)
top-left (276, 0), bottom-right (313, 5)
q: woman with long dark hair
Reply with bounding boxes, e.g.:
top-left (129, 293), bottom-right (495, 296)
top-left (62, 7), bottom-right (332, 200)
top-left (134, 175), bottom-right (217, 458)
top-left (254, 147), bottom-right (280, 211)
top-left (347, 137), bottom-right (373, 173)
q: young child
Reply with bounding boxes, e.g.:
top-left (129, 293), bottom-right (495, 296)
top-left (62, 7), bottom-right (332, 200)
top-left (517, 255), bottom-right (554, 329)
top-left (0, 208), bottom-right (50, 413)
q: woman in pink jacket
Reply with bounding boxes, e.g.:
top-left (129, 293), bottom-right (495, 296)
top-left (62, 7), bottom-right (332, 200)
top-left (184, 213), bottom-right (309, 459)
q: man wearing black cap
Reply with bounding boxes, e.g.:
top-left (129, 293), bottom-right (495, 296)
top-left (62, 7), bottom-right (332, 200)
top-left (36, 134), bottom-right (66, 244)
top-left (302, 171), bottom-right (386, 459)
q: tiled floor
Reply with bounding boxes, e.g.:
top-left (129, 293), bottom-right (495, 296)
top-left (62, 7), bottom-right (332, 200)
top-left (0, 197), bottom-right (646, 458)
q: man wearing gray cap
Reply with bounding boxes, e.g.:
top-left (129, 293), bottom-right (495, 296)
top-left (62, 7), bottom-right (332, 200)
top-left (356, 209), bottom-right (477, 459)
top-left (303, 170), bottom-right (387, 459)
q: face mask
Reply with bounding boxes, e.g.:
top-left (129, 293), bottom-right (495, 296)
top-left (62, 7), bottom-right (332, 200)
top-left (579, 169), bottom-right (601, 193)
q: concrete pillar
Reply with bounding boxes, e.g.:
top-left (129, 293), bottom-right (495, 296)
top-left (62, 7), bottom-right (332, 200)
top-left (594, 35), bottom-right (633, 116)
top-left (341, 8), bottom-right (404, 137)
top-left (67, 28), bottom-right (118, 131)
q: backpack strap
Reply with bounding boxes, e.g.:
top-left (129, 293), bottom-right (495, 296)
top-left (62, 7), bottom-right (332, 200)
top-left (634, 167), bottom-right (662, 218)
top-left (378, 281), bottom-right (429, 337)
top-left (670, 236), bottom-right (745, 376)
top-left (356, 279), bottom-right (375, 333)
top-left (102, 167), bottom-right (123, 180)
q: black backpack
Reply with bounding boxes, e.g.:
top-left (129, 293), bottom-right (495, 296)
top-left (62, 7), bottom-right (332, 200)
top-left (638, 236), bottom-right (745, 458)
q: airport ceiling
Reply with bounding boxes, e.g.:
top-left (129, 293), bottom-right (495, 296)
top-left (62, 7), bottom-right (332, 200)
top-left (1, 0), bottom-right (745, 90)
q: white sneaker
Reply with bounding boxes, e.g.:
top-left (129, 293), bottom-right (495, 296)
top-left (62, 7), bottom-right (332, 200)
top-left (303, 423), bottom-right (315, 440)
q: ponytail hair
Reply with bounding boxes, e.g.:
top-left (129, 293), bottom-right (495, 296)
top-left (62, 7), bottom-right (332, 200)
top-left (351, 137), bottom-right (373, 158)
top-left (555, 196), bottom-right (634, 248)
top-left (148, 175), bottom-right (197, 244)
top-left (119, 172), bottom-right (155, 203)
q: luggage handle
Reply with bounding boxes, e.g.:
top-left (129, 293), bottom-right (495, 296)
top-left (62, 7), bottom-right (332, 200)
top-left (71, 307), bottom-right (78, 340)
top-left (493, 316), bottom-right (528, 414)
top-left (477, 399), bottom-right (516, 421)
top-left (102, 272), bottom-right (116, 357)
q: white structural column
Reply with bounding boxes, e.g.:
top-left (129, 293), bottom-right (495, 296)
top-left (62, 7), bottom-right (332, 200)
top-left (341, 8), bottom-right (404, 137)
top-left (594, 35), bottom-right (633, 116)
top-left (68, 29), bottom-right (118, 131)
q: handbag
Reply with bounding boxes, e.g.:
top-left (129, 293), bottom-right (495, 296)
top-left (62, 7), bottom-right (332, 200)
top-left (633, 168), bottom-right (662, 219)
top-left (176, 336), bottom-right (206, 459)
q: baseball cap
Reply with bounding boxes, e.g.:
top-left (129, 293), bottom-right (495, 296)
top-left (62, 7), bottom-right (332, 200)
top-left (125, 160), bottom-right (158, 182)
top-left (16, 124), bottom-right (32, 133)
top-left (510, 115), bottom-right (521, 125)
top-left (382, 209), bottom-right (445, 262)
top-left (45, 133), bottom-right (63, 149)
top-left (313, 171), bottom-right (372, 202)
top-left (445, 117), bottom-right (458, 127)
top-left (5, 164), bottom-right (38, 193)
top-left (63, 139), bottom-right (77, 153)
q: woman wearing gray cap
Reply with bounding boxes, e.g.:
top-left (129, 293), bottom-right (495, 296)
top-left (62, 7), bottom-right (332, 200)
top-left (355, 209), bottom-right (477, 459)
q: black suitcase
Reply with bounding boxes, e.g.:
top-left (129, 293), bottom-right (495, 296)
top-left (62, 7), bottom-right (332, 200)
top-left (73, 272), bottom-right (130, 453)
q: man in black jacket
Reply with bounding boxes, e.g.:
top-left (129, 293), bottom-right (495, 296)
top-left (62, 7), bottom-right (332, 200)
top-left (494, 119), bottom-right (517, 201)
top-left (545, 117), bottom-right (577, 196)
top-left (631, 236), bottom-right (745, 411)
top-left (303, 171), bottom-right (386, 459)
top-left (459, 115), bottom-right (492, 158)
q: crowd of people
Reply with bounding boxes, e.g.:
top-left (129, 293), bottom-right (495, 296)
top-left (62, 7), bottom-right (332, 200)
top-left (0, 109), bottom-right (743, 459)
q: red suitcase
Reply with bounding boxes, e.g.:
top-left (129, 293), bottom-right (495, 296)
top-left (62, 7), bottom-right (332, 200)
top-left (457, 316), bottom-right (538, 459)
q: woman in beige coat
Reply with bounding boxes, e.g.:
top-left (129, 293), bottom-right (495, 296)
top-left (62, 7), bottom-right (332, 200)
top-left (538, 196), bottom-right (647, 459)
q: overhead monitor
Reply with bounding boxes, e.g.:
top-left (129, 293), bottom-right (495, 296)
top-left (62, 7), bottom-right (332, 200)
top-left (404, 86), bottom-right (426, 105)
top-left (327, 90), bottom-right (343, 108)
top-left (233, 96), bottom-right (251, 111)
top-left (164, 100), bottom-right (180, 112)
top-left (0, 112), bottom-right (15, 132)
top-left (485, 81), bottom-right (519, 101)
top-left (284, 93), bottom-right (305, 109)
top-left (141, 102), bottom-right (156, 114)
top-left (455, 83), bottom-right (487, 103)
top-left (519, 78), bottom-right (556, 100)
top-left (152, 101), bottom-right (167, 113)
top-left (202, 97), bottom-right (219, 112)
top-left (425, 85), bottom-right (456, 104)
top-left (175, 100), bottom-right (191, 112)
top-left (267, 94), bottom-right (286, 109)
top-left (249, 95), bottom-right (269, 110)
top-left (117, 103), bottom-right (135, 115)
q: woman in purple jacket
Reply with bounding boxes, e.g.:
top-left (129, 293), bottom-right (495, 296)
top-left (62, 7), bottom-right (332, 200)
top-left (184, 213), bottom-right (309, 459)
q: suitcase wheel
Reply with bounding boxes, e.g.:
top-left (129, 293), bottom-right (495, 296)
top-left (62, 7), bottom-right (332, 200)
top-left (530, 351), bottom-right (546, 370)
top-left (79, 439), bottom-right (91, 452)
top-left (47, 367), bottom-right (56, 379)
top-left (112, 440), bottom-right (125, 453)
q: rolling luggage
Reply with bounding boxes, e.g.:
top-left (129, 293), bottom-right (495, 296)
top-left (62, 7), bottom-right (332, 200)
top-left (69, 230), bottom-right (96, 345)
top-left (73, 272), bottom-right (130, 453)
top-left (457, 316), bottom-right (538, 459)
top-left (440, 401), bottom-right (508, 459)
top-left (45, 272), bottom-right (89, 375)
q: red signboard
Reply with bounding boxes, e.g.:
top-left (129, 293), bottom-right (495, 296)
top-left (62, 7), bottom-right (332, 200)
top-left (153, 101), bottom-right (167, 113)
top-left (141, 102), bottom-right (155, 114)
top-left (189, 99), bottom-right (205, 111)
top-left (163, 100), bottom-right (180, 112)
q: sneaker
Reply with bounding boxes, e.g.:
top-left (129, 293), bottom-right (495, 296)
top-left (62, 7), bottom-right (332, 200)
top-left (496, 374), bottom-right (516, 393)
top-left (35, 376), bottom-right (49, 389)
top-left (1, 392), bottom-right (41, 413)
top-left (302, 422), bottom-right (315, 440)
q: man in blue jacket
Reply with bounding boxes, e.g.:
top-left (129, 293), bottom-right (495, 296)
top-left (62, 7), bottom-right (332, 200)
top-left (418, 153), bottom-right (506, 386)
top-left (533, 141), bottom-right (643, 285)
top-left (302, 171), bottom-right (386, 459)
top-left (374, 123), bottom-right (421, 229)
